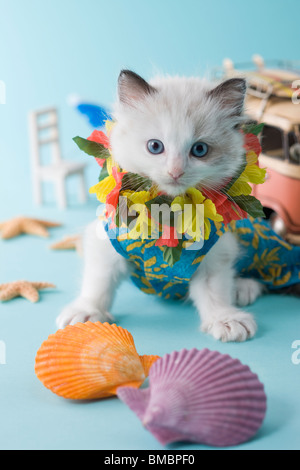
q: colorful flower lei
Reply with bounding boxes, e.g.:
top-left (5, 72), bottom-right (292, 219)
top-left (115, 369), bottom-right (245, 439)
top-left (73, 121), bottom-right (266, 266)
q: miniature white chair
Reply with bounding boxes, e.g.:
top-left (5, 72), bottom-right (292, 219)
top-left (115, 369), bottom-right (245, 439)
top-left (28, 107), bottom-right (87, 209)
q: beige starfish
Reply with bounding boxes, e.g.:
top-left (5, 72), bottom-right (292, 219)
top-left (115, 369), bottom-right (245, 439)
top-left (0, 281), bottom-right (56, 303)
top-left (0, 217), bottom-right (61, 240)
top-left (50, 234), bottom-right (82, 253)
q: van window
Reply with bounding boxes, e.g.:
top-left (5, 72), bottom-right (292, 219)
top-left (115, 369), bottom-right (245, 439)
top-left (261, 125), bottom-right (300, 164)
top-left (261, 125), bottom-right (284, 159)
top-left (289, 127), bottom-right (300, 164)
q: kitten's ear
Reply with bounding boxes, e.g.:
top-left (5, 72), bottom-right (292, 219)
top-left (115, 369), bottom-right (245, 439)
top-left (208, 78), bottom-right (247, 115)
top-left (118, 70), bottom-right (157, 106)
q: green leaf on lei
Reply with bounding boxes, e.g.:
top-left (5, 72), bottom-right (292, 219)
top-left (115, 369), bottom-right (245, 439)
top-left (243, 122), bottom-right (264, 136)
top-left (163, 241), bottom-right (183, 267)
top-left (232, 195), bottom-right (266, 218)
top-left (144, 194), bottom-right (176, 227)
top-left (73, 136), bottom-right (110, 159)
top-left (121, 172), bottom-right (152, 192)
top-left (98, 160), bottom-right (109, 182)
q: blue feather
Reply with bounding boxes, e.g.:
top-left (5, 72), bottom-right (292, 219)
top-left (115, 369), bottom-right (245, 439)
top-left (76, 103), bottom-right (110, 128)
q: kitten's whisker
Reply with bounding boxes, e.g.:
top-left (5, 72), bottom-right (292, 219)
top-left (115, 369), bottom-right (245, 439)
top-left (200, 183), bottom-right (246, 218)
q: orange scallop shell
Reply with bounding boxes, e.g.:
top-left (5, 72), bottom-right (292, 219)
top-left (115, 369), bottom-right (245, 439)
top-left (35, 322), bottom-right (159, 400)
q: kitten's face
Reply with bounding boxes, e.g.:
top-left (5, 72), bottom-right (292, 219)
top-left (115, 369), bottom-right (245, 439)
top-left (110, 72), bottom-right (247, 197)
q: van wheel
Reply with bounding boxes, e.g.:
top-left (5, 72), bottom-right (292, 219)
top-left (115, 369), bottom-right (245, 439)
top-left (270, 213), bottom-right (288, 238)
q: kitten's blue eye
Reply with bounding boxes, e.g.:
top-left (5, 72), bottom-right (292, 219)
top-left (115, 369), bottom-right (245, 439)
top-left (191, 142), bottom-right (209, 158)
top-left (147, 139), bottom-right (164, 155)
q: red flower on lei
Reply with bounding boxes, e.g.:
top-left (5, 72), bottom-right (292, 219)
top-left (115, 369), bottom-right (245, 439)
top-left (243, 133), bottom-right (261, 156)
top-left (155, 225), bottom-right (179, 247)
top-left (106, 167), bottom-right (126, 227)
top-left (202, 189), bottom-right (247, 226)
top-left (88, 130), bottom-right (110, 167)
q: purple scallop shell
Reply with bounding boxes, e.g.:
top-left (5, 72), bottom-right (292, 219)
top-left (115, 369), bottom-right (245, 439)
top-left (117, 348), bottom-right (267, 447)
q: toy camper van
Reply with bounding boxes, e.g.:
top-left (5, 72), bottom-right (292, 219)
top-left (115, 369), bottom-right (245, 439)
top-left (213, 56), bottom-right (300, 240)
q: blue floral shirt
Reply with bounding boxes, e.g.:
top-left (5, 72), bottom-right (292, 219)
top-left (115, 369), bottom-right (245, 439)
top-left (104, 217), bottom-right (300, 299)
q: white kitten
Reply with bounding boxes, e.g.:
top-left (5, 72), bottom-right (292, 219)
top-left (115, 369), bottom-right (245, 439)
top-left (57, 71), bottom-right (263, 342)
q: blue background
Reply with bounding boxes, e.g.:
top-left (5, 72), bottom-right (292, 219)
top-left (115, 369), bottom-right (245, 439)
top-left (0, 0), bottom-right (300, 450)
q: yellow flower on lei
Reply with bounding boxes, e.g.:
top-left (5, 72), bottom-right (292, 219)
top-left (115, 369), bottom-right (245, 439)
top-left (90, 174), bottom-right (116, 203)
top-left (171, 187), bottom-right (223, 241)
top-left (122, 188), bottom-right (159, 240)
top-left (227, 151), bottom-right (266, 198)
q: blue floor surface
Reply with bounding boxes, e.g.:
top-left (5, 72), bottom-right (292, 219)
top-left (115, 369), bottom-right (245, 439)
top-left (0, 198), bottom-right (300, 450)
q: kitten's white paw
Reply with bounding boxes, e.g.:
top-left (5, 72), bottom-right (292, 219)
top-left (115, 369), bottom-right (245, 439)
top-left (234, 278), bottom-right (264, 307)
top-left (201, 310), bottom-right (257, 342)
top-left (56, 297), bottom-right (114, 329)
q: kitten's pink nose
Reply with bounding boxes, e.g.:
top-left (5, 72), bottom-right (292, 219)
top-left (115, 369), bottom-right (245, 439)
top-left (168, 169), bottom-right (184, 180)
